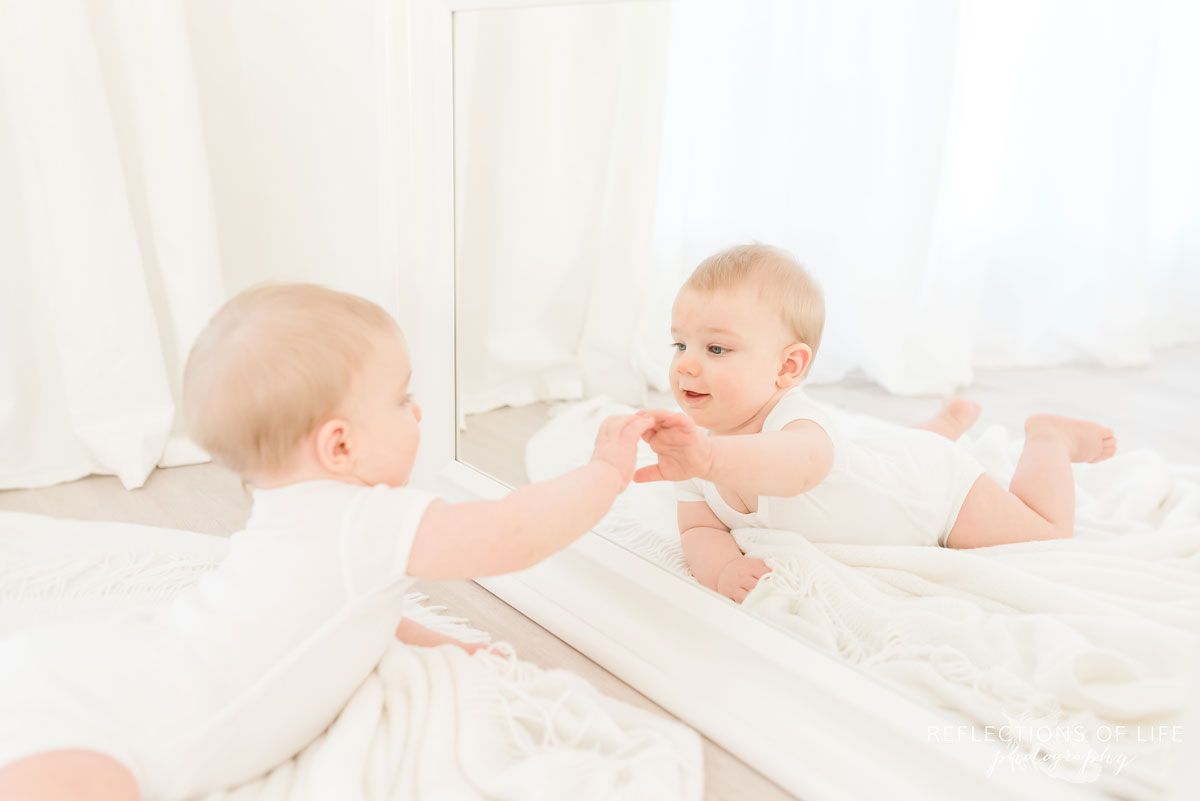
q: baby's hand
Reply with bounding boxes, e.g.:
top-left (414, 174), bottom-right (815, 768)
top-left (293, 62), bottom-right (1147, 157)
top-left (715, 556), bottom-right (771, 604)
top-left (632, 409), bottom-right (713, 483)
top-left (590, 414), bottom-right (657, 488)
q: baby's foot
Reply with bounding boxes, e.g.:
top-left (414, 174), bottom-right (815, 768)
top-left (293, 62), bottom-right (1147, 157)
top-left (917, 397), bottom-right (982, 441)
top-left (1024, 413), bottom-right (1118, 463)
top-left (940, 397), bottom-right (981, 437)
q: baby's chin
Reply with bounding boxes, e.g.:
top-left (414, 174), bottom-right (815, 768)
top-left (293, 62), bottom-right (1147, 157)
top-left (680, 408), bottom-right (718, 432)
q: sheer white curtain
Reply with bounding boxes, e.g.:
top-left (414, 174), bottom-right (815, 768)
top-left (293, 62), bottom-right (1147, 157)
top-left (641, 0), bottom-right (1200, 395)
top-left (0, 1), bottom-right (224, 489)
top-left (454, 4), bottom-right (670, 415)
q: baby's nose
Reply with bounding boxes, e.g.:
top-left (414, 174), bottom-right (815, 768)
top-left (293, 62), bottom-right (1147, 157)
top-left (674, 354), bottom-right (700, 377)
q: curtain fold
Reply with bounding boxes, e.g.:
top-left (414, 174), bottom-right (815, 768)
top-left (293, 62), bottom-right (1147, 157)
top-left (453, 4), bottom-right (670, 415)
top-left (0, 0), bottom-right (225, 489)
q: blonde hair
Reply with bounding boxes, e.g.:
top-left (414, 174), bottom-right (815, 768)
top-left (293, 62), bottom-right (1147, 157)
top-left (183, 283), bottom-right (399, 478)
top-left (686, 243), bottom-right (825, 364)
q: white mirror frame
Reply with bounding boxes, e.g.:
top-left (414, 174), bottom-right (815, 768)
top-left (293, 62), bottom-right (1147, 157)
top-left (384, 1), bottom-right (1102, 798)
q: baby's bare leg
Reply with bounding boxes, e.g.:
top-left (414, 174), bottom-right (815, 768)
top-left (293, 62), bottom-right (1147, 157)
top-left (913, 397), bottom-right (981, 441)
top-left (945, 414), bottom-right (1116, 548)
top-left (0, 750), bottom-right (140, 801)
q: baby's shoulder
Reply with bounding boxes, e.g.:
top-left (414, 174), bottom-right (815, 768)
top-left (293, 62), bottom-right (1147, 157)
top-left (673, 476), bottom-right (708, 503)
top-left (763, 388), bottom-right (837, 437)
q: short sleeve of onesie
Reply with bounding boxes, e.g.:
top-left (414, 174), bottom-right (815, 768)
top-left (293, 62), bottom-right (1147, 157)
top-left (674, 478), bottom-right (707, 502)
top-left (340, 484), bottom-right (439, 595)
top-left (673, 390), bottom-right (835, 501)
top-left (762, 388), bottom-right (838, 438)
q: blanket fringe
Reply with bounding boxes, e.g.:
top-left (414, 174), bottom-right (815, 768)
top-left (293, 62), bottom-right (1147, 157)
top-left (595, 503), bottom-right (690, 577)
top-left (766, 554), bottom-right (1088, 752)
top-left (0, 552), bottom-right (220, 604)
top-left (474, 641), bottom-right (697, 790)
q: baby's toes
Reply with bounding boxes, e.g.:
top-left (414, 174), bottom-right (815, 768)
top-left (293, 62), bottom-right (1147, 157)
top-left (942, 397), bottom-right (982, 431)
top-left (1093, 434), bottom-right (1118, 463)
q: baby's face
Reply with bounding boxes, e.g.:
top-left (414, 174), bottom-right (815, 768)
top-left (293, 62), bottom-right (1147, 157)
top-left (670, 285), bottom-right (793, 435)
top-left (339, 329), bottom-right (422, 486)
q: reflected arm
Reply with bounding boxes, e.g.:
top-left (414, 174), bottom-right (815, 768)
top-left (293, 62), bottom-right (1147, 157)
top-left (678, 500), bottom-right (741, 590)
top-left (635, 411), bottom-right (833, 501)
top-left (682, 527), bottom-right (745, 590)
top-left (706, 420), bottom-right (833, 501)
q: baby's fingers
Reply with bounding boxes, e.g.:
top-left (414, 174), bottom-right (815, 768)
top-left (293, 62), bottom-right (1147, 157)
top-left (597, 414), bottom-right (626, 439)
top-left (636, 408), bottom-right (675, 423)
top-left (598, 413), bottom-right (643, 441)
top-left (735, 575), bottom-right (765, 604)
top-left (622, 414), bottom-right (656, 442)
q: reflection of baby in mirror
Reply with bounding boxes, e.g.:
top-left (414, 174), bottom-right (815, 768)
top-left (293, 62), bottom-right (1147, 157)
top-left (0, 284), bottom-right (654, 800)
top-left (634, 244), bottom-right (1118, 604)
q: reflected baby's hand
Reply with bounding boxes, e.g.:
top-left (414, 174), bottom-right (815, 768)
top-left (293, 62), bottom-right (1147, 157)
top-left (716, 556), bottom-right (771, 604)
top-left (590, 414), bottom-right (657, 488)
top-left (632, 409), bottom-right (713, 483)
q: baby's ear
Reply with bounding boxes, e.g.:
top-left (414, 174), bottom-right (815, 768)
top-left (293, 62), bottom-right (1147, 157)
top-left (313, 417), bottom-right (355, 474)
top-left (777, 343), bottom-right (813, 387)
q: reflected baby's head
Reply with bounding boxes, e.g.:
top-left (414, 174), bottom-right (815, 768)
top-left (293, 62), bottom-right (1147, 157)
top-left (670, 244), bottom-right (825, 434)
top-left (183, 283), bottom-right (421, 487)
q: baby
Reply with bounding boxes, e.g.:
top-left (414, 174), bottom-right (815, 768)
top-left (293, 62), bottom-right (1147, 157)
top-left (633, 244), bottom-right (1118, 603)
top-left (0, 284), bottom-right (653, 801)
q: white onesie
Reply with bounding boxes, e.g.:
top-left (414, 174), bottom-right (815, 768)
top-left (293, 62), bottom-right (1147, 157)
top-left (0, 479), bottom-right (436, 800)
top-left (676, 387), bottom-right (986, 547)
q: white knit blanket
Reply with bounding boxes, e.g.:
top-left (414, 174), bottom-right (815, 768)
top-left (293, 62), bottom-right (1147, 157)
top-left (0, 511), bottom-right (702, 801)
top-left (527, 397), bottom-right (1200, 800)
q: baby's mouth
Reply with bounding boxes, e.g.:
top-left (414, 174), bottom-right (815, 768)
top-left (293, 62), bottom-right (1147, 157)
top-left (681, 390), bottom-right (710, 404)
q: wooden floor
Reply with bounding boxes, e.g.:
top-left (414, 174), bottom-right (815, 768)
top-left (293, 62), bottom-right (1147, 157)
top-left (4, 343), bottom-right (1197, 801)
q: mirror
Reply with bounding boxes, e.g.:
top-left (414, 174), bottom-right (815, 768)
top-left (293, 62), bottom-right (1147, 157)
top-left (453, 3), bottom-right (1198, 797)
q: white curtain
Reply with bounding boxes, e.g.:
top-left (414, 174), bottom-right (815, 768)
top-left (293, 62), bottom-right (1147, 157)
top-left (0, 1), bottom-right (224, 489)
top-left (642, 0), bottom-right (1200, 395)
top-left (454, 4), bottom-right (670, 415)
top-left (182, 0), bottom-right (397, 307)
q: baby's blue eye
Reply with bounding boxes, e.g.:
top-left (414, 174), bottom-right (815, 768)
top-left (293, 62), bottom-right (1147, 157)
top-left (671, 342), bottom-right (685, 352)
top-left (708, 345), bottom-right (727, 355)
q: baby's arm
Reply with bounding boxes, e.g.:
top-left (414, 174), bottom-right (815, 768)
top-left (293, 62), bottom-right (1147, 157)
top-left (679, 500), bottom-right (770, 603)
top-left (405, 413), bottom-right (654, 581)
top-left (635, 410), bottom-right (834, 501)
